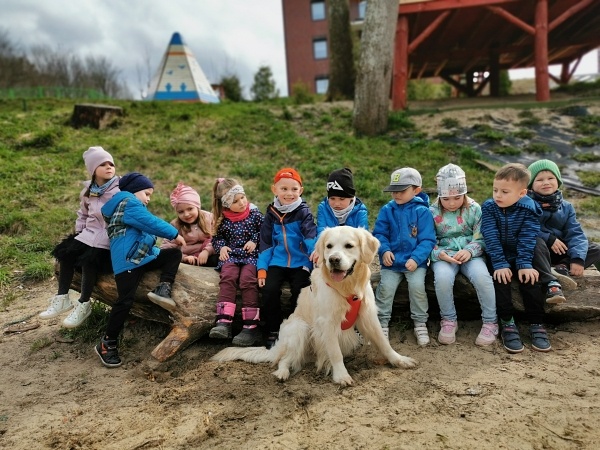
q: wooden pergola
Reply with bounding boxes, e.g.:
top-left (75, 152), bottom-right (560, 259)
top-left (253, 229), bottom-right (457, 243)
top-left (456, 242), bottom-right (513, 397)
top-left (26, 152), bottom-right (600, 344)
top-left (392, 0), bottom-right (600, 109)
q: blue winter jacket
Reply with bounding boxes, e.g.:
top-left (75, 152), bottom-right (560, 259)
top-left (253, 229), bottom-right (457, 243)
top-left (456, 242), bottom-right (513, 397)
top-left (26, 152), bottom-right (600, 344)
top-left (481, 196), bottom-right (541, 271)
top-left (257, 201), bottom-right (317, 274)
top-left (101, 191), bottom-right (179, 275)
top-left (372, 192), bottom-right (436, 271)
top-left (528, 193), bottom-right (588, 265)
top-left (316, 196), bottom-right (369, 237)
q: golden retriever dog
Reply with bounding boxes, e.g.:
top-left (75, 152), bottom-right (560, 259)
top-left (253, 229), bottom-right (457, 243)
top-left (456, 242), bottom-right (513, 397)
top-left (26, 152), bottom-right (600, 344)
top-left (210, 227), bottom-right (418, 386)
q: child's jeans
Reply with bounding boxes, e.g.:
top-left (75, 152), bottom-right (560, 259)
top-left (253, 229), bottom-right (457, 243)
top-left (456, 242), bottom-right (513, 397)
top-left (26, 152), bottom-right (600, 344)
top-left (432, 258), bottom-right (496, 323)
top-left (375, 267), bottom-right (428, 327)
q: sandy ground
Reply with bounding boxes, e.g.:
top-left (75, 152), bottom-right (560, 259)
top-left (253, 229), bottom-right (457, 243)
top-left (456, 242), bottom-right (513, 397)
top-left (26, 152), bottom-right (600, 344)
top-left (1, 278), bottom-right (600, 450)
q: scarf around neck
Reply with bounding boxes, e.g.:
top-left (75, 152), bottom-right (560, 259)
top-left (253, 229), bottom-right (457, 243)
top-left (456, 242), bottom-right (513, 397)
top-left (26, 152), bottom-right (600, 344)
top-left (529, 190), bottom-right (562, 212)
top-left (89, 176), bottom-right (118, 197)
top-left (274, 197), bottom-right (302, 214)
top-left (223, 203), bottom-right (251, 222)
top-left (332, 198), bottom-right (355, 225)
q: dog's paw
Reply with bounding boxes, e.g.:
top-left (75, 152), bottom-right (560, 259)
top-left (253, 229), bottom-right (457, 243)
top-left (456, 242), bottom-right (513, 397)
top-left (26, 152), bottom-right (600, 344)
top-left (272, 368), bottom-right (291, 381)
top-left (389, 354), bottom-right (418, 369)
top-left (332, 371), bottom-right (354, 386)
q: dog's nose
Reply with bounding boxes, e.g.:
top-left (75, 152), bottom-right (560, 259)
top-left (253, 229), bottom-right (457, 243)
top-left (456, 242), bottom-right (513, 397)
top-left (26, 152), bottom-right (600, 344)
top-left (329, 255), bottom-right (341, 265)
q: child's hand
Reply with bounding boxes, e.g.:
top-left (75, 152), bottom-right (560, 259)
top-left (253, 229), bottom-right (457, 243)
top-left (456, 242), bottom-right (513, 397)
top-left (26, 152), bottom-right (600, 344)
top-left (183, 255), bottom-right (197, 265)
top-left (570, 262), bottom-right (584, 277)
top-left (243, 241), bottom-right (256, 253)
top-left (440, 252), bottom-right (460, 265)
top-left (518, 268), bottom-right (539, 285)
top-left (494, 268), bottom-right (512, 284)
top-left (175, 235), bottom-right (186, 247)
top-left (219, 246), bottom-right (231, 261)
top-left (454, 249), bottom-right (472, 263)
top-left (309, 250), bottom-right (319, 265)
top-left (258, 278), bottom-right (266, 288)
top-left (405, 258), bottom-right (417, 272)
top-left (197, 249), bottom-right (209, 265)
top-left (551, 238), bottom-right (568, 255)
top-left (382, 251), bottom-right (395, 267)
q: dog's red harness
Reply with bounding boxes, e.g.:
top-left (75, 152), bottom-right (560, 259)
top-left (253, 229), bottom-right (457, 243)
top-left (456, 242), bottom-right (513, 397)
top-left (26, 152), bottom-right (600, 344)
top-left (341, 295), bottom-right (361, 330)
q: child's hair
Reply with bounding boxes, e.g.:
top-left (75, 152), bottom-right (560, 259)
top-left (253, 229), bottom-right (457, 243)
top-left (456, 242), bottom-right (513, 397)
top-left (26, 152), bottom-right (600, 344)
top-left (494, 163), bottom-right (530, 188)
top-left (212, 177), bottom-right (243, 233)
top-left (175, 210), bottom-right (211, 236)
top-left (436, 195), bottom-right (470, 215)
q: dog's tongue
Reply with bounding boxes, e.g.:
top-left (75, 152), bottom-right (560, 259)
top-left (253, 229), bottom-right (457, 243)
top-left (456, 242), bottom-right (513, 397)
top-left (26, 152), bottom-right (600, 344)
top-left (330, 269), bottom-right (347, 282)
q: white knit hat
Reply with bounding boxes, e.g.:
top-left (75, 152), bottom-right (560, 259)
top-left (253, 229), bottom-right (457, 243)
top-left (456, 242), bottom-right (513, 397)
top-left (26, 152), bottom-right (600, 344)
top-left (436, 163), bottom-right (467, 197)
top-left (83, 146), bottom-right (114, 176)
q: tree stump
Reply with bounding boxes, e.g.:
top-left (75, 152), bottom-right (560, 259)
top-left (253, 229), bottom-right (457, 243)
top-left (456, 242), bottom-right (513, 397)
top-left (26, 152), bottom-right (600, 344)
top-left (71, 263), bottom-right (600, 362)
top-left (71, 103), bottom-right (123, 129)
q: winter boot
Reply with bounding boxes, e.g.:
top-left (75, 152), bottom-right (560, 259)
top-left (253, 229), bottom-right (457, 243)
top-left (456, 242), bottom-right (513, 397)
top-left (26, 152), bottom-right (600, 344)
top-left (147, 282), bottom-right (176, 312)
top-left (94, 336), bottom-right (122, 368)
top-left (232, 307), bottom-right (262, 347)
top-left (39, 294), bottom-right (72, 319)
top-left (209, 302), bottom-right (235, 339)
top-left (62, 300), bottom-right (92, 328)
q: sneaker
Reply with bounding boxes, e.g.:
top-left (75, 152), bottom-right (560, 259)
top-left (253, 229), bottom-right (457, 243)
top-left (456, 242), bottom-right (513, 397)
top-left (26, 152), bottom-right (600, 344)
top-left (500, 323), bottom-right (524, 353)
top-left (94, 337), bottom-right (122, 368)
top-left (39, 294), bottom-right (72, 319)
top-left (147, 282), bottom-right (176, 312)
top-left (62, 301), bottom-right (92, 328)
top-left (530, 324), bottom-right (552, 352)
top-left (546, 283), bottom-right (566, 304)
top-left (438, 319), bottom-right (457, 345)
top-left (232, 328), bottom-right (263, 346)
top-left (209, 323), bottom-right (232, 339)
top-left (550, 267), bottom-right (577, 290)
top-left (265, 332), bottom-right (279, 349)
top-left (413, 322), bottom-right (430, 346)
top-left (475, 322), bottom-right (499, 346)
top-left (381, 327), bottom-right (389, 341)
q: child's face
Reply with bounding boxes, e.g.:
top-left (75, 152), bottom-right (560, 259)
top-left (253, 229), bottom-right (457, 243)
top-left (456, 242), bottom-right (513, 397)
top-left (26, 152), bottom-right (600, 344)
top-left (228, 193), bottom-right (248, 213)
top-left (272, 178), bottom-right (303, 205)
top-left (391, 186), bottom-right (420, 205)
top-left (94, 161), bottom-right (115, 185)
top-left (134, 188), bottom-right (153, 206)
top-left (176, 203), bottom-right (199, 224)
top-left (492, 179), bottom-right (526, 208)
top-left (439, 194), bottom-right (465, 212)
top-left (531, 170), bottom-right (559, 196)
top-left (328, 196), bottom-right (353, 210)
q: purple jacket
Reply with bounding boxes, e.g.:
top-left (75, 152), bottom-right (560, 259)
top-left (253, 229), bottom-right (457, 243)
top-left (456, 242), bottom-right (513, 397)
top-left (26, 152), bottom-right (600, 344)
top-left (74, 178), bottom-right (120, 250)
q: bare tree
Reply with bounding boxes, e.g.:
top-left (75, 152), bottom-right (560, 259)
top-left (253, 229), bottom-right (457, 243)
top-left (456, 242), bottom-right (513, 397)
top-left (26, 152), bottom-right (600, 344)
top-left (352, 0), bottom-right (398, 136)
top-left (0, 28), bottom-right (37, 88)
top-left (326, 0), bottom-right (355, 101)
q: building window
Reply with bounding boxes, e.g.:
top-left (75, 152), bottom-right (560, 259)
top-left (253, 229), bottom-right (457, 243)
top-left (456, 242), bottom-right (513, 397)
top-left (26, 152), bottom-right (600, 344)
top-left (311, 1), bottom-right (326, 21)
top-left (358, 1), bottom-right (367, 20)
top-left (313, 38), bottom-right (328, 60)
top-left (315, 77), bottom-right (329, 94)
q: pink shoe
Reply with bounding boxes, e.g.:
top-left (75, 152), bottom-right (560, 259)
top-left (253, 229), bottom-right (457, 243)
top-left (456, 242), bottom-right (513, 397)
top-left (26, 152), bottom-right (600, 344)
top-left (438, 319), bottom-right (457, 345)
top-left (476, 322), bottom-right (498, 346)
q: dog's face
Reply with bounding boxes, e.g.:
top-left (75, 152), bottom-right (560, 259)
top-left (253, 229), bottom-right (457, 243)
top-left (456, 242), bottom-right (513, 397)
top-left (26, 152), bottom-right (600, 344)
top-left (315, 227), bottom-right (380, 283)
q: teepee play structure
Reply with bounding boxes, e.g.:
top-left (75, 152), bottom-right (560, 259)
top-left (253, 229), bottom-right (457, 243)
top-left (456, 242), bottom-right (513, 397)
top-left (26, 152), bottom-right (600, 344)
top-left (146, 32), bottom-right (220, 103)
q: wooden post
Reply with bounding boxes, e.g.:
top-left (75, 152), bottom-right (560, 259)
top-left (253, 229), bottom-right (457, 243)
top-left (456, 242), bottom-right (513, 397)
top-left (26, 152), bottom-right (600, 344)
top-left (534, 0), bottom-right (550, 102)
top-left (392, 15), bottom-right (409, 111)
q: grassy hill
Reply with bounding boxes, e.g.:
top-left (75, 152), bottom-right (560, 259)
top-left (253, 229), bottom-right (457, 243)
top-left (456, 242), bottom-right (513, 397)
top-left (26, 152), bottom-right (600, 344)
top-left (0, 96), bottom-right (598, 303)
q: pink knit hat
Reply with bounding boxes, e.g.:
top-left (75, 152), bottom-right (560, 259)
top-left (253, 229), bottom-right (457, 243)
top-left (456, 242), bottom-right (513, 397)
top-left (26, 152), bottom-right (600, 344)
top-left (83, 146), bottom-right (114, 176)
top-left (170, 182), bottom-right (201, 209)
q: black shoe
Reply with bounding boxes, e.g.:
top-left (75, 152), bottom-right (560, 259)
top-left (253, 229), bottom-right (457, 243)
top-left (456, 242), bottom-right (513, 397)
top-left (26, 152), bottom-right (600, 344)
top-left (553, 264), bottom-right (569, 276)
top-left (265, 332), bottom-right (279, 350)
top-left (147, 282), bottom-right (176, 312)
top-left (546, 284), bottom-right (566, 304)
top-left (95, 337), bottom-right (122, 368)
top-left (232, 328), bottom-right (263, 347)
top-left (209, 323), bottom-right (232, 339)
top-left (501, 323), bottom-right (524, 354)
top-left (530, 324), bottom-right (552, 352)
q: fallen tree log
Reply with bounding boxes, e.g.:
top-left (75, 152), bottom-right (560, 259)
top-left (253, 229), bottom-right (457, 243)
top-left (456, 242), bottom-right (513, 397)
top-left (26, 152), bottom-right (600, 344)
top-left (71, 263), bottom-right (600, 362)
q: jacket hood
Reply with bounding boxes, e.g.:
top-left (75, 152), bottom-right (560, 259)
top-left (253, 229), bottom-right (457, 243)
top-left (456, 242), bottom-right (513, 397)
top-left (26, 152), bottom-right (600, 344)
top-left (101, 191), bottom-right (137, 217)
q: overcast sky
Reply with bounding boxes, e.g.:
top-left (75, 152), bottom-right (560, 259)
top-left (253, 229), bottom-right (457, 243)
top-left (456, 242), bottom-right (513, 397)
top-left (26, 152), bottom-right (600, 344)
top-left (0, 0), bottom-right (597, 100)
top-left (0, 0), bottom-right (287, 99)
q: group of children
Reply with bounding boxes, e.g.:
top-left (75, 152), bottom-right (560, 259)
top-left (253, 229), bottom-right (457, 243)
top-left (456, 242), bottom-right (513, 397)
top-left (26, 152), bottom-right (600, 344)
top-left (42, 146), bottom-right (600, 368)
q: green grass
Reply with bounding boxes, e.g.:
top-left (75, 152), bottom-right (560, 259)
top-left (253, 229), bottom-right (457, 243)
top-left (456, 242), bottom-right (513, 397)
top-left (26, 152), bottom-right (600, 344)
top-left (572, 153), bottom-right (600, 163)
top-left (577, 171), bottom-right (600, 189)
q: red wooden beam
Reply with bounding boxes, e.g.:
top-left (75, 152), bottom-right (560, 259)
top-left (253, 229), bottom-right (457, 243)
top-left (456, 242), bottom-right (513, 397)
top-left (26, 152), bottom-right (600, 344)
top-left (408, 10), bottom-right (451, 54)
top-left (399, 0), bottom-right (519, 15)
top-left (549, 0), bottom-right (596, 32)
top-left (392, 15), bottom-right (410, 110)
top-left (486, 5), bottom-right (535, 35)
top-left (534, 0), bottom-right (550, 101)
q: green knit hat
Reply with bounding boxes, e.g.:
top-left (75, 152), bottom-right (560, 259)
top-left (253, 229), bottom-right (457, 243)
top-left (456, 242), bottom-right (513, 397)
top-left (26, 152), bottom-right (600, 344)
top-left (527, 159), bottom-right (562, 189)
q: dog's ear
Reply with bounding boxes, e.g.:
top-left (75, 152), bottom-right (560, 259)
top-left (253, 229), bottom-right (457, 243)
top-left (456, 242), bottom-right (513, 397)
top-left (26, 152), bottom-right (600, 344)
top-left (359, 228), bottom-right (380, 264)
top-left (315, 228), bottom-right (328, 261)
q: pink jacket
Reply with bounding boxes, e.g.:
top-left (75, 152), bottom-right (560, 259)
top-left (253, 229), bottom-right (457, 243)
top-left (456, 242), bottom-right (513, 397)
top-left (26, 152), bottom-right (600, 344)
top-left (74, 178), bottom-right (120, 250)
top-left (161, 210), bottom-right (215, 259)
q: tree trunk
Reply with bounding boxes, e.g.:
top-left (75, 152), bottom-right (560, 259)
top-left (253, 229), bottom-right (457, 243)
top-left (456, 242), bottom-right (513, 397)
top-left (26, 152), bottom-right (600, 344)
top-left (326, 0), bottom-right (356, 101)
top-left (352, 0), bottom-right (398, 136)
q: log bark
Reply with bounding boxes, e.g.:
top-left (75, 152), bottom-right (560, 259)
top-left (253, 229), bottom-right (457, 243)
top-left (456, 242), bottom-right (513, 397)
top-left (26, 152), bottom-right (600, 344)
top-left (71, 103), bottom-right (123, 129)
top-left (71, 263), bottom-right (600, 362)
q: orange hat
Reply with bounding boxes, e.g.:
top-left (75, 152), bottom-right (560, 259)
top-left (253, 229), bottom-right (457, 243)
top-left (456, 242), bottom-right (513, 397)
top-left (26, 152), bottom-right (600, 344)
top-left (273, 167), bottom-right (302, 186)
